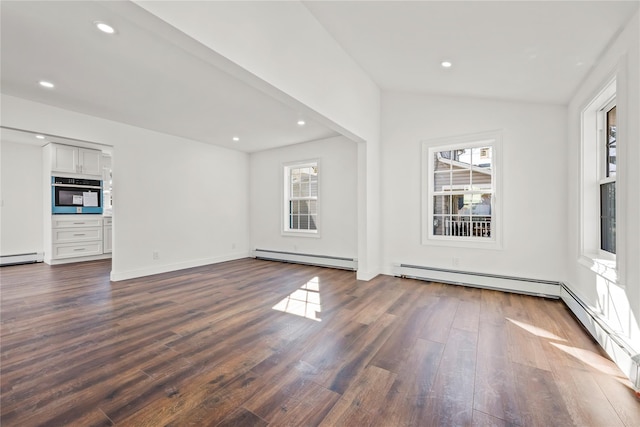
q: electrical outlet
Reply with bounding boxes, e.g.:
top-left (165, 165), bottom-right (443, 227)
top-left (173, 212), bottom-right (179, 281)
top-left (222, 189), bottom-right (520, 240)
top-left (153, 251), bottom-right (159, 260)
top-left (231, 243), bottom-right (236, 250)
top-left (452, 257), bottom-right (460, 268)
top-left (293, 245), bottom-right (298, 252)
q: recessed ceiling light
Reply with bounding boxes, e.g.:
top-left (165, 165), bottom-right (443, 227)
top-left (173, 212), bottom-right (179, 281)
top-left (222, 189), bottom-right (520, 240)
top-left (95, 21), bottom-right (115, 34)
top-left (297, 120), bottom-right (306, 126)
top-left (232, 136), bottom-right (240, 142)
top-left (441, 61), bottom-right (453, 68)
top-left (39, 80), bottom-right (55, 89)
top-left (35, 135), bottom-right (46, 139)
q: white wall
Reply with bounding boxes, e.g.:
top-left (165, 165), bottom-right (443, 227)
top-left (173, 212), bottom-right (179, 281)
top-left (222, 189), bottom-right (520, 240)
top-left (135, 0), bottom-right (382, 280)
top-left (567, 11), bottom-right (639, 350)
top-left (0, 139), bottom-right (43, 256)
top-left (381, 91), bottom-right (567, 281)
top-left (1, 94), bottom-right (250, 280)
top-left (249, 136), bottom-right (357, 259)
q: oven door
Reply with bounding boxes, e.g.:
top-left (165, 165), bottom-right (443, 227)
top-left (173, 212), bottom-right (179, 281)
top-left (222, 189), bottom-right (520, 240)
top-left (52, 185), bottom-right (103, 214)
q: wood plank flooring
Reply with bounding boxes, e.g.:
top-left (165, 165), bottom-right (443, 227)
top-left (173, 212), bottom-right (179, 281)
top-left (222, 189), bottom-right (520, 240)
top-left (1, 258), bottom-right (638, 426)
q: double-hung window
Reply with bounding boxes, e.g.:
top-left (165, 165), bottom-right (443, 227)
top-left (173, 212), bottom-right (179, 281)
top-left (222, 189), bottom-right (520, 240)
top-left (423, 131), bottom-right (500, 247)
top-left (283, 161), bottom-right (318, 234)
top-left (580, 77), bottom-right (617, 274)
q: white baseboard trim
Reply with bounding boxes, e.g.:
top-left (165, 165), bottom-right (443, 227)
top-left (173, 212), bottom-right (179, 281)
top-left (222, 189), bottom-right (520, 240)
top-left (357, 268), bottom-right (380, 281)
top-left (254, 249), bottom-right (357, 271)
top-left (393, 263), bottom-right (561, 298)
top-left (47, 253), bottom-right (112, 265)
top-left (110, 251), bottom-right (250, 281)
top-left (0, 252), bottom-right (44, 266)
top-left (560, 284), bottom-right (640, 393)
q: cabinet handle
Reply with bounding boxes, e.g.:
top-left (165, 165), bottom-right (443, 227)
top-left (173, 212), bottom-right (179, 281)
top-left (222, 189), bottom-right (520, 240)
top-left (73, 233), bottom-right (86, 236)
top-left (73, 222), bottom-right (85, 225)
top-left (73, 248), bottom-right (86, 251)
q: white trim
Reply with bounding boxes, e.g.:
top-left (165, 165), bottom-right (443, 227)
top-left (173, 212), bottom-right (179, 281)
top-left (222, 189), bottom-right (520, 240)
top-left (580, 76), bottom-right (621, 281)
top-left (109, 251), bottom-right (250, 281)
top-left (48, 253), bottom-right (111, 265)
top-left (578, 254), bottom-right (618, 283)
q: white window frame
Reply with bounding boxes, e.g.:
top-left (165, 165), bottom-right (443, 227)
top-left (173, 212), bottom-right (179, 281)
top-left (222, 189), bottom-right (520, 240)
top-left (282, 160), bottom-right (320, 237)
top-left (580, 77), bottom-right (618, 281)
top-left (422, 130), bottom-right (502, 249)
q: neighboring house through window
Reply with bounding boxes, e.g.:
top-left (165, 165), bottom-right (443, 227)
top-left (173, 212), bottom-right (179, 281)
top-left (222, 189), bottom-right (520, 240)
top-left (422, 130), bottom-right (501, 247)
top-left (283, 161), bottom-right (318, 235)
top-left (600, 101), bottom-right (616, 254)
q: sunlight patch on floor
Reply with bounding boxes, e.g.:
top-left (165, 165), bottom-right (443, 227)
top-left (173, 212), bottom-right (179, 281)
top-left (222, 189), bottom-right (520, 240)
top-left (506, 317), bottom-right (566, 341)
top-left (550, 342), bottom-right (625, 377)
top-left (273, 276), bottom-right (322, 322)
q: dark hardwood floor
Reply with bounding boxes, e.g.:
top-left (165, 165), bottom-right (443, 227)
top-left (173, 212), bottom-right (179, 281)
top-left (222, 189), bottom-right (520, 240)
top-left (1, 258), bottom-right (638, 426)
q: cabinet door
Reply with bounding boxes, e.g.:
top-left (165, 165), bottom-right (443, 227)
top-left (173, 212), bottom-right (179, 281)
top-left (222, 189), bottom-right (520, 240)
top-left (52, 216), bottom-right (102, 228)
top-left (79, 148), bottom-right (102, 176)
top-left (53, 227), bottom-right (102, 243)
top-left (51, 144), bottom-right (78, 174)
top-left (103, 225), bottom-right (112, 253)
top-left (53, 241), bottom-right (103, 259)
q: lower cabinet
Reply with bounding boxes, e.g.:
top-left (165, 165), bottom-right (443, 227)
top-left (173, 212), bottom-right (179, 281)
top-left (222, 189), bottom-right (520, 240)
top-left (52, 241), bottom-right (104, 259)
top-left (52, 215), bottom-right (103, 260)
top-left (103, 217), bottom-right (112, 254)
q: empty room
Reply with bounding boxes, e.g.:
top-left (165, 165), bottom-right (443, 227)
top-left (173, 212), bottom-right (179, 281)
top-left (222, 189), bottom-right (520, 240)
top-left (1, 1), bottom-right (639, 426)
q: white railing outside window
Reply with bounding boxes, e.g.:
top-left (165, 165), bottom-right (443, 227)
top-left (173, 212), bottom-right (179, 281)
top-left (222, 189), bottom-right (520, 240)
top-left (444, 216), bottom-right (491, 237)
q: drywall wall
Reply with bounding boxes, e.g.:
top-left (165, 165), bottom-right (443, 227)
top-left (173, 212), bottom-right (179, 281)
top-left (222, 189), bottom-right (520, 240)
top-left (381, 91), bottom-right (568, 282)
top-left (134, 0), bottom-right (382, 280)
top-left (249, 136), bottom-right (358, 259)
top-left (567, 10), bottom-right (639, 351)
top-left (0, 139), bottom-right (43, 256)
top-left (1, 94), bottom-right (250, 280)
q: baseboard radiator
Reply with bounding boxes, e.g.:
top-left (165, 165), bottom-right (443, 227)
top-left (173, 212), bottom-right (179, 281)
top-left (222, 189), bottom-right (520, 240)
top-left (393, 263), bottom-right (561, 298)
top-left (0, 252), bottom-right (44, 267)
top-left (254, 249), bottom-right (357, 271)
top-left (560, 284), bottom-right (640, 394)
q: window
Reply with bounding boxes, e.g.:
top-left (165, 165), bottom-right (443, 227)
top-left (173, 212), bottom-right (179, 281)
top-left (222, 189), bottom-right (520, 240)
top-left (600, 101), bottom-right (616, 254)
top-left (580, 77), bottom-right (616, 273)
top-left (423, 131), bottom-right (501, 246)
top-left (283, 161), bottom-right (318, 234)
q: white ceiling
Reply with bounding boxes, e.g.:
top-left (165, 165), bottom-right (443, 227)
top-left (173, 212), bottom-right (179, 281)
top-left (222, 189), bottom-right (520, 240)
top-left (0, 1), bottom-right (339, 152)
top-left (1, 1), bottom-right (638, 152)
top-left (304, 1), bottom-right (638, 104)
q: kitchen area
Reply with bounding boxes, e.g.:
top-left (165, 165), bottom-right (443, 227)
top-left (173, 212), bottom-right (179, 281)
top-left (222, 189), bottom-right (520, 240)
top-left (0, 127), bottom-right (113, 266)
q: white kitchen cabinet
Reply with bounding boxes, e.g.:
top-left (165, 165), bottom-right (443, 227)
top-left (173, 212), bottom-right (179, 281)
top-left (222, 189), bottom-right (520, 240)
top-left (51, 215), bottom-right (103, 260)
top-left (102, 154), bottom-right (113, 213)
top-left (52, 241), bottom-right (104, 259)
top-left (103, 217), bottom-right (112, 253)
top-left (50, 143), bottom-right (102, 176)
top-left (53, 227), bottom-right (102, 244)
top-left (52, 216), bottom-right (103, 228)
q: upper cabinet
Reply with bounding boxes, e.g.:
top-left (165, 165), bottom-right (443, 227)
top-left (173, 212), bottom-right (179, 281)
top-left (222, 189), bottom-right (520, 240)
top-left (50, 143), bottom-right (102, 177)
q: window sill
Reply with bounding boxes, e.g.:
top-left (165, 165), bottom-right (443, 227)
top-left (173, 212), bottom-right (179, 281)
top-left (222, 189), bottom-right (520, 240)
top-left (422, 235), bottom-right (502, 251)
top-left (579, 254), bottom-right (618, 284)
top-left (282, 230), bottom-right (321, 239)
